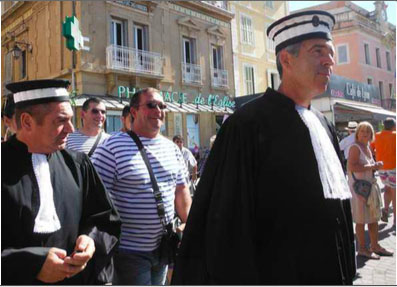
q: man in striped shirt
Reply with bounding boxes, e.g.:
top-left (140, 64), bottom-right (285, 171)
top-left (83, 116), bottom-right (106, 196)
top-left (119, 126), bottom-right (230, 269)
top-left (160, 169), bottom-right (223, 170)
top-left (66, 98), bottom-right (110, 156)
top-left (91, 88), bottom-right (192, 285)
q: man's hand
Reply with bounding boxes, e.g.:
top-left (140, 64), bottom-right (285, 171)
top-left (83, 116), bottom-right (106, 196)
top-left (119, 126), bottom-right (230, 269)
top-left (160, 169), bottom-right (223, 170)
top-left (36, 248), bottom-right (69, 283)
top-left (63, 235), bottom-right (95, 278)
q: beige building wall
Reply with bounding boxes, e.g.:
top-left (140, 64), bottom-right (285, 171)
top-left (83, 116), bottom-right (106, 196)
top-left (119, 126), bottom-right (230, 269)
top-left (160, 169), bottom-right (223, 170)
top-left (230, 1), bottom-right (288, 97)
top-left (1, 1), bottom-right (235, 147)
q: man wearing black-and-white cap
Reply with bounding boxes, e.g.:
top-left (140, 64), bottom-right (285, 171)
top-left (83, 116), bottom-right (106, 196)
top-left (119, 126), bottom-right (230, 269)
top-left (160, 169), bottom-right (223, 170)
top-left (172, 11), bottom-right (356, 284)
top-left (339, 121), bottom-right (358, 162)
top-left (2, 79), bottom-right (121, 284)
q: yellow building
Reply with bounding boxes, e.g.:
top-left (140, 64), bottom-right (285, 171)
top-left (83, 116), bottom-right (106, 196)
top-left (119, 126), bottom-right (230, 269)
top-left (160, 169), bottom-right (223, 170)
top-left (229, 1), bottom-right (288, 97)
top-left (1, 1), bottom-right (235, 149)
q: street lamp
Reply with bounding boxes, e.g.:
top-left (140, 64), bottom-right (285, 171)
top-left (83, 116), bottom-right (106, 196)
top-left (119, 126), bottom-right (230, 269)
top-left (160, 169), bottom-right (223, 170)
top-left (10, 41), bottom-right (33, 59)
top-left (11, 44), bottom-right (22, 59)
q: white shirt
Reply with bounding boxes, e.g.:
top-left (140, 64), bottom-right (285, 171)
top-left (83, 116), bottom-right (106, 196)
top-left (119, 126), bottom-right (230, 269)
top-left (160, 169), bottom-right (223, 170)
top-left (339, 133), bottom-right (355, 159)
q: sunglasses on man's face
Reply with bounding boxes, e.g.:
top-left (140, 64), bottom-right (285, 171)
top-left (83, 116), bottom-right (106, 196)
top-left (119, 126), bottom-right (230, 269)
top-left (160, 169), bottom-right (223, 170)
top-left (142, 102), bottom-right (167, 110)
top-left (90, 108), bottom-right (106, 115)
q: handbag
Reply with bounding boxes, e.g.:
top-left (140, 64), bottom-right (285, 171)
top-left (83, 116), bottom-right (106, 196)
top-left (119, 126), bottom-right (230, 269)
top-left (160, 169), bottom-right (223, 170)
top-left (351, 172), bottom-right (372, 200)
top-left (127, 131), bottom-right (180, 265)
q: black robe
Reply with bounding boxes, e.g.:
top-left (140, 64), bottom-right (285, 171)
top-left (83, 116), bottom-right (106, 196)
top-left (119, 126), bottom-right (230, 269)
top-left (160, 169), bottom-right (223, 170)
top-left (172, 88), bottom-right (356, 285)
top-left (2, 135), bottom-right (121, 285)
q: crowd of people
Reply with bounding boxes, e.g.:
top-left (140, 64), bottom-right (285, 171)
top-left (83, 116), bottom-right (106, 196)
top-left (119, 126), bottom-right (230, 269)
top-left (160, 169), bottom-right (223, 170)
top-left (1, 10), bottom-right (395, 285)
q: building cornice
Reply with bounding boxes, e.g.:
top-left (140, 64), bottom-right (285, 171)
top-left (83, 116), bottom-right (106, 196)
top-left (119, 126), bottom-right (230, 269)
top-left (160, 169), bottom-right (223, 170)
top-left (175, 1), bottom-right (234, 22)
top-left (1, 1), bottom-right (25, 21)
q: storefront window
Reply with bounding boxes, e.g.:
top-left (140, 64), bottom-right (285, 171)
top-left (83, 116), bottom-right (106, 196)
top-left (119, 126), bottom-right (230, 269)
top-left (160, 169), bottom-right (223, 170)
top-left (186, 114), bottom-right (200, 149)
top-left (174, 113), bottom-right (183, 137)
top-left (106, 115), bottom-right (122, 133)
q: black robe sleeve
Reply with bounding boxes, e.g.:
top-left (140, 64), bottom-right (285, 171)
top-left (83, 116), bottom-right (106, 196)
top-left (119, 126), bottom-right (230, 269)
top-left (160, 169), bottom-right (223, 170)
top-left (172, 113), bottom-right (263, 284)
top-left (61, 151), bottom-right (121, 284)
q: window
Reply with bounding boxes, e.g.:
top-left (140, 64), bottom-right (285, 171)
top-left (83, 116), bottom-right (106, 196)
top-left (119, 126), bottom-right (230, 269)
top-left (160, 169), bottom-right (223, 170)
top-left (106, 115), bottom-right (122, 133)
top-left (364, 43), bottom-right (370, 65)
top-left (212, 45), bottom-right (224, 70)
top-left (133, 23), bottom-right (148, 51)
top-left (367, 78), bottom-right (373, 85)
top-left (110, 19), bottom-right (126, 46)
top-left (376, 48), bottom-right (381, 68)
top-left (379, 81), bottom-right (384, 101)
top-left (336, 44), bottom-right (348, 64)
top-left (389, 83), bottom-right (394, 99)
top-left (186, 114), bottom-right (200, 149)
top-left (265, 1), bottom-right (274, 8)
top-left (265, 24), bottom-right (275, 51)
top-left (20, 50), bottom-right (26, 79)
top-left (244, 64), bottom-right (255, 95)
top-left (183, 37), bottom-right (196, 64)
top-left (270, 72), bottom-right (280, 89)
top-left (241, 15), bottom-right (254, 45)
top-left (182, 37), bottom-right (200, 84)
top-left (4, 52), bottom-right (13, 86)
top-left (386, 51), bottom-right (391, 71)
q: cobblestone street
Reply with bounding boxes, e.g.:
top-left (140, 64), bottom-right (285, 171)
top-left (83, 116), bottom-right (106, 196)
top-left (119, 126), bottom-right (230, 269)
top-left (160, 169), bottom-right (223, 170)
top-left (353, 219), bottom-right (396, 285)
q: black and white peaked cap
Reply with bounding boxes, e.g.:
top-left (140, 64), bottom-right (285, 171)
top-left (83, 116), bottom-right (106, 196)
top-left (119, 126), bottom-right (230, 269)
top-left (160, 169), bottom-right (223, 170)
top-left (267, 10), bottom-right (335, 55)
top-left (6, 79), bottom-right (70, 108)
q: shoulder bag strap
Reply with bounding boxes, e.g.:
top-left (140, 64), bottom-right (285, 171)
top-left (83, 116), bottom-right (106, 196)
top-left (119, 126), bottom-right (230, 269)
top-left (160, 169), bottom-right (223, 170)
top-left (88, 130), bottom-right (103, 158)
top-left (127, 131), bottom-right (168, 232)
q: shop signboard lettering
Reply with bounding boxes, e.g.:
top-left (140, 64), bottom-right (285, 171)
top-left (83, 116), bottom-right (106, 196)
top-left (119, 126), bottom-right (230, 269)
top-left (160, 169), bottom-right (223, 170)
top-left (118, 86), bottom-right (236, 109)
top-left (324, 75), bottom-right (380, 105)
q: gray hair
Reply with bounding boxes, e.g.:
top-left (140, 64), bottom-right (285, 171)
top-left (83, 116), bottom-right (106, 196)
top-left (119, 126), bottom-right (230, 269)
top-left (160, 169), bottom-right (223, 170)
top-left (276, 42), bottom-right (302, 79)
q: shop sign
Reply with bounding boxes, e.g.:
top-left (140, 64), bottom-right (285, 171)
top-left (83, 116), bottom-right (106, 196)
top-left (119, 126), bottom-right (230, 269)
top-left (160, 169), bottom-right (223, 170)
top-left (325, 75), bottom-right (380, 106)
top-left (118, 86), bottom-right (236, 109)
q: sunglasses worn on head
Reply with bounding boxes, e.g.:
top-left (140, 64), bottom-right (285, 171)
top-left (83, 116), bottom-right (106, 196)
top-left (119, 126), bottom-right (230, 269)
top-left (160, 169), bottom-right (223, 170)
top-left (90, 108), bottom-right (106, 115)
top-left (139, 102), bottom-right (167, 110)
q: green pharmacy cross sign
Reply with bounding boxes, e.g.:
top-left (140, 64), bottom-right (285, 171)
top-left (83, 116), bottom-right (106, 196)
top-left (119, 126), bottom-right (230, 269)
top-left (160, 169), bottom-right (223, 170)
top-left (62, 16), bottom-right (83, 51)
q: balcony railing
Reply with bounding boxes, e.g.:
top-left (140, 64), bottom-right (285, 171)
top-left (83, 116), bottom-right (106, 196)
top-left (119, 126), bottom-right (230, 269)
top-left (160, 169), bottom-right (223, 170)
top-left (182, 62), bottom-right (202, 84)
top-left (202, 1), bottom-right (228, 10)
top-left (381, 98), bottom-right (396, 111)
top-left (211, 68), bottom-right (228, 88)
top-left (106, 45), bottom-right (163, 76)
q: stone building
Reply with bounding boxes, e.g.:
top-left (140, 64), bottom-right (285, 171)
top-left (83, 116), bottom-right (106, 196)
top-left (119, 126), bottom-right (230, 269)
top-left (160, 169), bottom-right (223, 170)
top-left (1, 1), bottom-right (235, 148)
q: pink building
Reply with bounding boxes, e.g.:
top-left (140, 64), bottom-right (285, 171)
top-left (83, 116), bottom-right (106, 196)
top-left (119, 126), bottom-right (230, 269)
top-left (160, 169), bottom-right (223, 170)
top-left (298, 1), bottom-right (396, 111)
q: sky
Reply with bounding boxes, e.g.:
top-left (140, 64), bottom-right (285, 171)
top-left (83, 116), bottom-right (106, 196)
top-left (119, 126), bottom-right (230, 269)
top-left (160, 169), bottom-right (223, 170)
top-left (289, 1), bottom-right (396, 26)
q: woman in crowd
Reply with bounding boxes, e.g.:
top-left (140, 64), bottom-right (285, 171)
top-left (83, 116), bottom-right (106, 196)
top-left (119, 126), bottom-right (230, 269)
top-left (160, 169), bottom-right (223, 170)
top-left (347, 121), bottom-right (393, 259)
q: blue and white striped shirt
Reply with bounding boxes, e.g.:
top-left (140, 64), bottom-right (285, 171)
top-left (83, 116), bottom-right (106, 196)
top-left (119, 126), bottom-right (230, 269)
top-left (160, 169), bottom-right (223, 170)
top-left (66, 130), bottom-right (110, 154)
top-left (91, 132), bottom-right (188, 252)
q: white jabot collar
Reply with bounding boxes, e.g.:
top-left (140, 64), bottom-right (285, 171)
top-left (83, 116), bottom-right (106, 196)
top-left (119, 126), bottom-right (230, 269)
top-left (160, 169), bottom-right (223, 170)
top-left (295, 105), bottom-right (351, 200)
top-left (32, 153), bottom-right (61, 233)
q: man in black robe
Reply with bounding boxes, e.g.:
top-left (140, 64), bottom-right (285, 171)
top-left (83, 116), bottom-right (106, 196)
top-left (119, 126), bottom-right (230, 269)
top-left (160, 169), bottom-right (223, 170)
top-left (172, 11), bottom-right (356, 285)
top-left (2, 79), bottom-right (121, 284)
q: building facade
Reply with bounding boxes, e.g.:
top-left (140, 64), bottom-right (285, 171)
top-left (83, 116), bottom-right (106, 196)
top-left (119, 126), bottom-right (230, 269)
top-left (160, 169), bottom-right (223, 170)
top-left (296, 1), bottom-right (396, 132)
top-left (229, 1), bottom-right (288, 97)
top-left (1, 1), bottom-right (235, 149)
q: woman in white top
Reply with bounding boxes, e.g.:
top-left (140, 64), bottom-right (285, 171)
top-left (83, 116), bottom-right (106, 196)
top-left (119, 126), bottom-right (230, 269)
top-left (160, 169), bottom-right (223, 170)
top-left (347, 121), bottom-right (393, 259)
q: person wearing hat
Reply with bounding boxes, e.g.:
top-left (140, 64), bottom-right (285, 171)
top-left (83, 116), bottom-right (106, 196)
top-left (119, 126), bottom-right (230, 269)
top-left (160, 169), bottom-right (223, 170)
top-left (172, 11), bottom-right (356, 284)
top-left (339, 121), bottom-right (358, 164)
top-left (2, 79), bottom-right (121, 284)
top-left (1, 94), bottom-right (17, 141)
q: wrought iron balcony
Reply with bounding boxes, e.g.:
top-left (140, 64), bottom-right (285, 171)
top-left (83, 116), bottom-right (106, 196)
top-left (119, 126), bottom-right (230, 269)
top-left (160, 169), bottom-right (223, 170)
top-left (211, 68), bottom-right (228, 88)
top-left (106, 45), bottom-right (163, 77)
top-left (182, 62), bottom-right (202, 85)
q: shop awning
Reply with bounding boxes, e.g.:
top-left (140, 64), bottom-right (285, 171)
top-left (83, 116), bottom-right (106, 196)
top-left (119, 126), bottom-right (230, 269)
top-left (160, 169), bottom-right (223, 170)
top-left (72, 95), bottom-right (233, 114)
top-left (72, 96), bottom-right (129, 109)
top-left (334, 100), bottom-right (396, 121)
